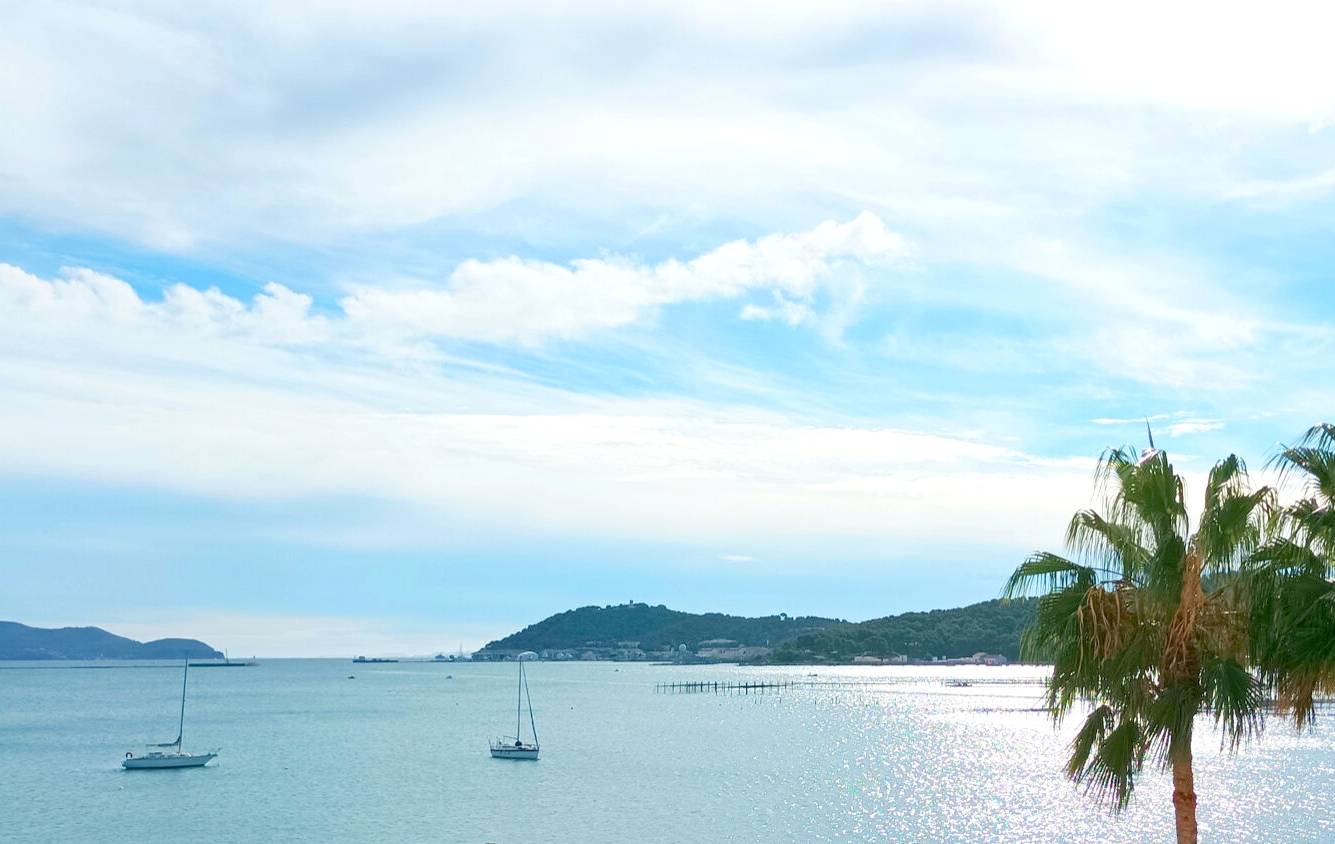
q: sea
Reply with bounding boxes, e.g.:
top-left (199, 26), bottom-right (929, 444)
top-left (1, 660), bottom-right (1331, 843)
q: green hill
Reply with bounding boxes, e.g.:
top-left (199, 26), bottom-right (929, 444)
top-left (479, 602), bottom-right (842, 654)
top-left (0, 621), bottom-right (221, 660)
top-left (769, 598), bottom-right (1036, 663)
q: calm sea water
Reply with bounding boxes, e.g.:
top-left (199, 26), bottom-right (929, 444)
top-left (1, 660), bottom-right (1331, 843)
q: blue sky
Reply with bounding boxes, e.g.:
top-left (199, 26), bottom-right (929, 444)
top-left (4, 2), bottom-right (1335, 655)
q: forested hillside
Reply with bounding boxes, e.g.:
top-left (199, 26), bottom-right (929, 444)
top-left (770, 599), bottom-right (1036, 662)
top-left (480, 602), bottom-right (842, 653)
top-left (0, 621), bottom-right (221, 660)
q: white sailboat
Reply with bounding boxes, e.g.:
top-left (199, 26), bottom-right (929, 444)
top-left (489, 660), bottom-right (539, 760)
top-left (123, 659), bottom-right (218, 769)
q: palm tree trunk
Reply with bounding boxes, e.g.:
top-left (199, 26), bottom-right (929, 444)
top-left (1166, 548), bottom-right (1203, 844)
top-left (1171, 752), bottom-right (1198, 844)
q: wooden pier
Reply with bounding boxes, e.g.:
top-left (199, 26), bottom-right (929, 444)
top-left (654, 676), bottom-right (1047, 694)
top-left (655, 681), bottom-right (796, 694)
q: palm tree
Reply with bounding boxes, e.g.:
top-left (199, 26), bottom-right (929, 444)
top-left (1247, 425), bottom-right (1335, 728)
top-left (1003, 426), bottom-right (1335, 843)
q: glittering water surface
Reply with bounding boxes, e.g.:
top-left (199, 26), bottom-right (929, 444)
top-left (1, 661), bottom-right (1331, 843)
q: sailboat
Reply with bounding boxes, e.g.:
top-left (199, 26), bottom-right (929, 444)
top-left (489, 660), bottom-right (539, 760)
top-left (123, 659), bottom-right (218, 769)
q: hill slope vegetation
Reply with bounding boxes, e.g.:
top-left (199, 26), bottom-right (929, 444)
top-left (0, 621), bottom-right (221, 660)
top-left (481, 602), bottom-right (842, 653)
top-left (770, 598), bottom-right (1036, 663)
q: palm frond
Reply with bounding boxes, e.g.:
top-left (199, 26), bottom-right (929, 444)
top-left (1204, 454), bottom-right (1249, 510)
top-left (1064, 511), bottom-right (1148, 583)
top-left (1003, 552), bottom-right (1096, 599)
top-left (1071, 716), bottom-right (1143, 811)
top-left (1273, 443), bottom-right (1335, 507)
top-left (1143, 683), bottom-right (1199, 767)
top-left (1066, 704), bottom-right (1114, 780)
top-left (1197, 485), bottom-right (1273, 575)
top-left (1200, 656), bottom-right (1264, 751)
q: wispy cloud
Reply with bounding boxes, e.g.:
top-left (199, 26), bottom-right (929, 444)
top-left (0, 252), bottom-right (1093, 557)
top-left (1089, 414), bottom-right (1225, 438)
top-left (1165, 419), bottom-right (1225, 438)
top-left (1092, 412), bottom-right (1191, 426)
top-left (6, 3), bottom-right (1335, 253)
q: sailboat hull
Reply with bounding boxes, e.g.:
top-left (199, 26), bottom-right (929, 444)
top-left (489, 745), bottom-right (539, 760)
top-left (123, 753), bottom-right (216, 769)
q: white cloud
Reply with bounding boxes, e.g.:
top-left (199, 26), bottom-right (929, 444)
top-left (1091, 412), bottom-right (1190, 426)
top-left (0, 369), bottom-right (1092, 552)
top-left (1165, 419), bottom-right (1225, 438)
top-left (1089, 415), bottom-right (1225, 438)
top-left (739, 291), bottom-right (816, 327)
top-left (341, 212), bottom-right (903, 344)
top-left (0, 214), bottom-right (901, 352)
top-left (0, 2), bottom-right (1324, 397)
top-left (5, 2), bottom-right (1335, 252)
top-left (0, 254), bottom-right (1092, 559)
top-left (0, 264), bottom-right (331, 346)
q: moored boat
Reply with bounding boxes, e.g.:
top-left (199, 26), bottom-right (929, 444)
top-left (489, 660), bottom-right (540, 760)
top-left (123, 659), bottom-right (218, 770)
top-left (123, 750), bottom-right (217, 769)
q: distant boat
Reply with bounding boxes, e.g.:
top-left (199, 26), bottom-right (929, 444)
top-left (489, 661), bottom-right (539, 760)
top-left (944, 679), bottom-right (972, 687)
top-left (190, 650), bottom-right (255, 668)
top-left (352, 656), bottom-right (398, 663)
top-left (123, 660), bottom-right (217, 769)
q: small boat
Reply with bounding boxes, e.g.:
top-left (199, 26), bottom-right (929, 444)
top-left (352, 656), bottom-right (398, 663)
top-left (489, 661), bottom-right (539, 760)
top-left (123, 660), bottom-right (217, 770)
top-left (944, 679), bottom-right (972, 687)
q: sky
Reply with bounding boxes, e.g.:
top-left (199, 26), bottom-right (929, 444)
top-left (4, 1), bottom-right (1335, 656)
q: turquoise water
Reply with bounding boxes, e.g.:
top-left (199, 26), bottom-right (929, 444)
top-left (2, 660), bottom-right (1331, 842)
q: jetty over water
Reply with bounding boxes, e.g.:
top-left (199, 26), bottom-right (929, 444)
top-left (656, 681), bottom-right (796, 694)
top-left (654, 676), bottom-right (1044, 694)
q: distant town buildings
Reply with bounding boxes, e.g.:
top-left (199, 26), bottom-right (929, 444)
top-left (476, 641), bottom-right (1009, 666)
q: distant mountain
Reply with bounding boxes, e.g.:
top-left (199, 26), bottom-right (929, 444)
top-left (479, 602), bottom-right (843, 654)
top-left (770, 598), bottom-right (1037, 663)
top-left (0, 621), bottom-right (221, 660)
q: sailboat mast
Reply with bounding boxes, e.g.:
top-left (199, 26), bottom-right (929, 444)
top-left (177, 658), bottom-right (188, 751)
top-left (516, 661), bottom-right (524, 740)
top-left (523, 662), bottom-right (538, 746)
